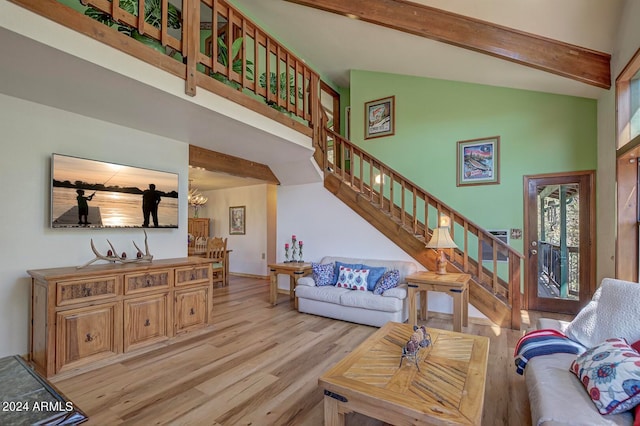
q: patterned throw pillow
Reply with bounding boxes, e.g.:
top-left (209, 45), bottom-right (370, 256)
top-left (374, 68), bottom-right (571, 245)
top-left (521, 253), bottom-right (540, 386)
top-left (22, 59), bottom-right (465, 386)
top-left (335, 266), bottom-right (370, 291)
top-left (570, 337), bottom-right (640, 415)
top-left (311, 262), bottom-right (335, 286)
top-left (360, 264), bottom-right (387, 291)
top-left (333, 262), bottom-right (362, 284)
top-left (373, 269), bottom-right (400, 295)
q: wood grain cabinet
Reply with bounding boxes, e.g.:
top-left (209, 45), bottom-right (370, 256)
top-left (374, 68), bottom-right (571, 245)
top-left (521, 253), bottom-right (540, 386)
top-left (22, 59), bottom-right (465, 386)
top-left (188, 217), bottom-right (210, 238)
top-left (28, 258), bottom-right (213, 378)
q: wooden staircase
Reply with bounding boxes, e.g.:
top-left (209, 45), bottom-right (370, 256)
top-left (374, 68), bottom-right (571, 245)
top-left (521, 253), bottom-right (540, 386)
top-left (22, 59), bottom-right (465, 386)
top-left (316, 127), bottom-right (524, 329)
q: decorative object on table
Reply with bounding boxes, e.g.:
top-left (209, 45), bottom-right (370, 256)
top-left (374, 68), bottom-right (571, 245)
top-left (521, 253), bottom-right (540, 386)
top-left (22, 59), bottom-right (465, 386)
top-left (187, 184), bottom-right (208, 218)
top-left (298, 240), bottom-right (304, 262)
top-left (425, 215), bottom-right (458, 274)
top-left (229, 205), bottom-right (246, 235)
top-left (284, 243), bottom-right (290, 263)
top-left (400, 325), bottom-right (432, 371)
top-left (291, 234), bottom-right (298, 261)
top-left (365, 95), bottom-right (395, 139)
top-left (78, 230), bottom-right (153, 268)
top-left (456, 136), bottom-right (500, 186)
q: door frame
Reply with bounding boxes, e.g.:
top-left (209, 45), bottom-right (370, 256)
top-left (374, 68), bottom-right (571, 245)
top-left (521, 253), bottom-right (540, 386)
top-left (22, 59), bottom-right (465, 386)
top-left (523, 170), bottom-right (596, 314)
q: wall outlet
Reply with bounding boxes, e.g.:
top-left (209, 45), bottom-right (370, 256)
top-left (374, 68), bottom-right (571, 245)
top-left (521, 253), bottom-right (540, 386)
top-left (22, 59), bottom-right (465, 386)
top-left (261, 253), bottom-right (265, 259)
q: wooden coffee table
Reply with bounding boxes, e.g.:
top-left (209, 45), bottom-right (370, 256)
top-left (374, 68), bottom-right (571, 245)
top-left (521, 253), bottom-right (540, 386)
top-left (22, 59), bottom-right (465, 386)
top-left (318, 322), bottom-right (489, 425)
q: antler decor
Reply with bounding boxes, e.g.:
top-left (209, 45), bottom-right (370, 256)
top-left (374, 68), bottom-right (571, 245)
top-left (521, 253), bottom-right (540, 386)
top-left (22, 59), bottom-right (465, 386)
top-left (78, 230), bottom-right (153, 269)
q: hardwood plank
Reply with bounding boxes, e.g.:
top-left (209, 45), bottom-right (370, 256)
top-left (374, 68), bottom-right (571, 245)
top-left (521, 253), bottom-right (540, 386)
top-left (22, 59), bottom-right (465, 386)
top-left (53, 275), bottom-right (572, 425)
top-left (285, 0), bottom-right (611, 89)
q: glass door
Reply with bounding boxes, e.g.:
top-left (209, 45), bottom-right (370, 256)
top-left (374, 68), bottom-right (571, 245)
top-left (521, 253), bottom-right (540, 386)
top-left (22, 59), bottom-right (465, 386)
top-left (524, 172), bottom-right (595, 314)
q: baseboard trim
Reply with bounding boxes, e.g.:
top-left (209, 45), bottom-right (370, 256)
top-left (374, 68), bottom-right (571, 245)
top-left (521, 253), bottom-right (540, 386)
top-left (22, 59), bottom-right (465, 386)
top-left (229, 272), bottom-right (269, 280)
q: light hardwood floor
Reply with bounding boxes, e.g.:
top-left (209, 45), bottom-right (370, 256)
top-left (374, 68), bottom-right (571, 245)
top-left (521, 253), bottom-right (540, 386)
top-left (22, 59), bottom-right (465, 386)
top-left (53, 275), bottom-right (572, 425)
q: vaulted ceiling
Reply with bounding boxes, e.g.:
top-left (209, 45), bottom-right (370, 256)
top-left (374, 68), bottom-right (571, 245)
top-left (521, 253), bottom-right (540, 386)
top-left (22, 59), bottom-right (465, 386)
top-left (233, 0), bottom-right (624, 99)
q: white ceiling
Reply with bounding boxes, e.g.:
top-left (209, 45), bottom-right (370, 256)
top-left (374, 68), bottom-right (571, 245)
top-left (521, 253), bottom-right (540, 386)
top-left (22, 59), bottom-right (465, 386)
top-left (234, 0), bottom-right (624, 99)
top-left (0, 0), bottom-right (627, 190)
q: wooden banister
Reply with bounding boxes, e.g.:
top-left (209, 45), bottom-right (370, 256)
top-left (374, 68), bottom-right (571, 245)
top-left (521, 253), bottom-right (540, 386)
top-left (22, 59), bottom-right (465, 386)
top-left (322, 126), bottom-right (524, 326)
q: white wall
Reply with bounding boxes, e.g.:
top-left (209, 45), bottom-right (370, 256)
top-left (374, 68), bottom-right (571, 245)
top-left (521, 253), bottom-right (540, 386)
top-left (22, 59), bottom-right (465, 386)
top-left (0, 93), bottom-right (189, 357)
top-left (277, 182), bottom-right (486, 319)
top-left (199, 184), bottom-right (271, 277)
top-left (596, 0), bottom-right (640, 282)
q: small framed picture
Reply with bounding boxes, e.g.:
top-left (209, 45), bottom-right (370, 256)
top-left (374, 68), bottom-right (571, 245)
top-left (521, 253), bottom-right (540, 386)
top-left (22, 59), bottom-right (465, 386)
top-left (365, 96), bottom-right (395, 139)
top-left (456, 136), bottom-right (500, 186)
top-left (229, 206), bottom-right (245, 235)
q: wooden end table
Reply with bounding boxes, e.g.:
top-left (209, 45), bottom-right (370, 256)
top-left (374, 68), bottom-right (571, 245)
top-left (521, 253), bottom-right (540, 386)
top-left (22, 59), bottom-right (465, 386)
top-left (406, 271), bottom-right (471, 332)
top-left (268, 262), bottom-right (312, 309)
top-left (319, 322), bottom-right (489, 425)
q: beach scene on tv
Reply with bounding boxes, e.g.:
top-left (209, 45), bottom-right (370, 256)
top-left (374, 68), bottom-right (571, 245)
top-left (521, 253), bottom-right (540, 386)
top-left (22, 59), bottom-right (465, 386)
top-left (52, 154), bottom-right (179, 228)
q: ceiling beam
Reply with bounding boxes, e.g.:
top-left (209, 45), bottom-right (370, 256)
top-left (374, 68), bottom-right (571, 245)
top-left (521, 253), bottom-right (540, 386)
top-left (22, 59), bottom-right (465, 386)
top-left (189, 145), bottom-right (280, 185)
top-left (285, 0), bottom-right (611, 89)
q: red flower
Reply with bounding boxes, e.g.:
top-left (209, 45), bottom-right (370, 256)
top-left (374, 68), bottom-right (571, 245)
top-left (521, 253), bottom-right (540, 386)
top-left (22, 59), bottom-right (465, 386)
top-left (285, 243), bottom-right (289, 249)
top-left (589, 387), bottom-right (600, 400)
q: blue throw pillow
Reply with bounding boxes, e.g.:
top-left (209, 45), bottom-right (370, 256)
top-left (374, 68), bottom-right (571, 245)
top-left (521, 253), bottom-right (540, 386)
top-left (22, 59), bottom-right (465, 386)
top-left (361, 264), bottom-right (387, 291)
top-left (333, 261), bottom-right (362, 284)
top-left (373, 269), bottom-right (400, 295)
top-left (311, 262), bottom-right (335, 286)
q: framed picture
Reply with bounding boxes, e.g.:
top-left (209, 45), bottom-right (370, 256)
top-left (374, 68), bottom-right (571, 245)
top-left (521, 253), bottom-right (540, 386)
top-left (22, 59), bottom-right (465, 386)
top-left (229, 206), bottom-right (245, 235)
top-left (456, 136), bottom-right (500, 186)
top-left (365, 96), bottom-right (395, 139)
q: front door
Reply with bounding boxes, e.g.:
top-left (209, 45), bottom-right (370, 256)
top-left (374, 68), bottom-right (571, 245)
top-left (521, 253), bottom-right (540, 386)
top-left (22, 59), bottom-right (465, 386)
top-left (524, 171), bottom-right (595, 314)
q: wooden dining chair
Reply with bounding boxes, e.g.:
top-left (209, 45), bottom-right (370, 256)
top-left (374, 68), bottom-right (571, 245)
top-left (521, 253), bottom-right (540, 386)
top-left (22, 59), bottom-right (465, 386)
top-left (206, 237), bottom-right (227, 286)
top-left (194, 236), bottom-right (208, 255)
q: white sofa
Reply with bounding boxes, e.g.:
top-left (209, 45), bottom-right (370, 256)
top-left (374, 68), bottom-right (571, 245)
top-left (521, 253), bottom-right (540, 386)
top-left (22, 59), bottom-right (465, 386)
top-left (295, 256), bottom-right (418, 327)
top-left (525, 278), bottom-right (640, 426)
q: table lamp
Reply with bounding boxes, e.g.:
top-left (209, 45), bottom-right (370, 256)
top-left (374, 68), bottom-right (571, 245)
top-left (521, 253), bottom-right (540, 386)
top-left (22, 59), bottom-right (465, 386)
top-left (425, 216), bottom-right (458, 274)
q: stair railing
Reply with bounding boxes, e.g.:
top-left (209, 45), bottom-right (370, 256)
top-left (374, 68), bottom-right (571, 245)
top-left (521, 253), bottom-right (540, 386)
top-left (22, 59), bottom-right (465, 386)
top-left (12, 0), bottom-right (320, 130)
top-left (319, 125), bottom-right (524, 325)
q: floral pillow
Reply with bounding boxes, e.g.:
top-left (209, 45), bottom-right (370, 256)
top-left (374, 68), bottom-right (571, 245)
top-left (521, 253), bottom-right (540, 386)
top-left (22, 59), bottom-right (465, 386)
top-left (373, 269), bottom-right (400, 295)
top-left (570, 337), bottom-right (640, 415)
top-left (311, 262), bottom-right (335, 286)
top-left (335, 266), bottom-right (369, 291)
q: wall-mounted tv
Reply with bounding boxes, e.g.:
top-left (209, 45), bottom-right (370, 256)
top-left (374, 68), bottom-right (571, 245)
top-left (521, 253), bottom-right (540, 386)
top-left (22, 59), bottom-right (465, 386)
top-left (51, 154), bottom-right (179, 229)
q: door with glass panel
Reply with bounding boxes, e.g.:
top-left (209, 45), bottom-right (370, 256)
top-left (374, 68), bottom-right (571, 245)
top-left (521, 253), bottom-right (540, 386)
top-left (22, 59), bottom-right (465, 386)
top-left (524, 171), bottom-right (595, 314)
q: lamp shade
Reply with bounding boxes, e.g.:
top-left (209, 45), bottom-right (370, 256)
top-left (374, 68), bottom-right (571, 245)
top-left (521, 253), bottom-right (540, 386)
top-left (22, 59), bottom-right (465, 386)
top-left (425, 226), bottom-right (458, 249)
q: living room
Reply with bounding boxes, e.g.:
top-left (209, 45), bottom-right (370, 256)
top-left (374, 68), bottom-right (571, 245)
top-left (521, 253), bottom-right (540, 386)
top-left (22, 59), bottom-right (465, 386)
top-left (1, 0), bottom-right (640, 424)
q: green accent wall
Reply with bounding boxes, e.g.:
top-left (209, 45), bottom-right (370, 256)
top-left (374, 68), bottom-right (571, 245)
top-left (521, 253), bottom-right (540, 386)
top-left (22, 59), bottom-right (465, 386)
top-left (350, 70), bottom-right (597, 255)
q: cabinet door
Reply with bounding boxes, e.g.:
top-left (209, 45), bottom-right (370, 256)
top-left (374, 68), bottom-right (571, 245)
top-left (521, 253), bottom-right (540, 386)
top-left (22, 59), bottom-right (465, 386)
top-left (56, 302), bottom-right (121, 373)
top-left (124, 294), bottom-right (169, 352)
top-left (175, 287), bottom-right (208, 334)
top-left (188, 218), bottom-right (209, 238)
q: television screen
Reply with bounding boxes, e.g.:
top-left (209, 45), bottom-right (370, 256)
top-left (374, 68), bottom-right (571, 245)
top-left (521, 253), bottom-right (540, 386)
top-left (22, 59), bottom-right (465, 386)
top-left (51, 154), bottom-right (179, 229)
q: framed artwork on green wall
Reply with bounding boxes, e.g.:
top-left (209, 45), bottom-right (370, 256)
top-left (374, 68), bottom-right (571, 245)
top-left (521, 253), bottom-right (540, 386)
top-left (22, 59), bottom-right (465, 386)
top-left (456, 136), bottom-right (500, 186)
top-left (365, 96), bottom-right (395, 139)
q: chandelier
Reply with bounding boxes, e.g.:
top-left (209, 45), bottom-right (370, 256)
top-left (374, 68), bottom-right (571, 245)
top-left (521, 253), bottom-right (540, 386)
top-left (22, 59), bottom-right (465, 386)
top-left (188, 188), bottom-right (208, 207)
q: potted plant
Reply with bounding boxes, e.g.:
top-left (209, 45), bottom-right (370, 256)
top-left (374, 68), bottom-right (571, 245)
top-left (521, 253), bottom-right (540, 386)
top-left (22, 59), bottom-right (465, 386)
top-left (211, 36), bottom-right (254, 89)
top-left (84, 0), bottom-right (181, 53)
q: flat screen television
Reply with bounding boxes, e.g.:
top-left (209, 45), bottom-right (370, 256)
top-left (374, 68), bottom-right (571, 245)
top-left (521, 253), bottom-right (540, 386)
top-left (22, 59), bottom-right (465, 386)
top-left (51, 153), bottom-right (179, 229)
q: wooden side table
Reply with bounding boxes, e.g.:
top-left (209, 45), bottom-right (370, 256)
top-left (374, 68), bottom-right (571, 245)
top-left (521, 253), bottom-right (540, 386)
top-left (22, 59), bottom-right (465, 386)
top-left (405, 271), bottom-right (471, 332)
top-left (268, 262), bottom-right (312, 308)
